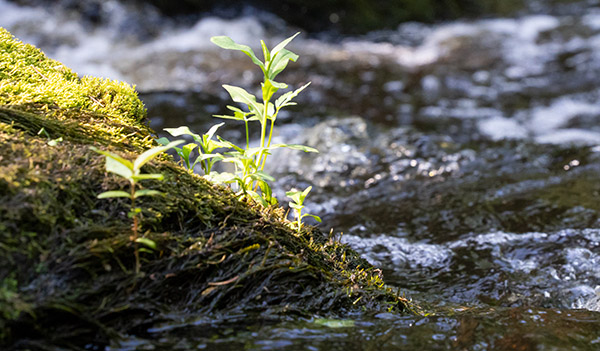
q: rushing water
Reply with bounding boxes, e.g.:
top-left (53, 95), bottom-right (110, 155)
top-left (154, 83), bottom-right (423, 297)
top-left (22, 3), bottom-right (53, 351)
top-left (3, 0), bottom-right (600, 349)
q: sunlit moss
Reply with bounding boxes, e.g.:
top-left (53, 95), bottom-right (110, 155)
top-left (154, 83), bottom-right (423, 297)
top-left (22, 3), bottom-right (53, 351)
top-left (0, 27), bottom-right (151, 150)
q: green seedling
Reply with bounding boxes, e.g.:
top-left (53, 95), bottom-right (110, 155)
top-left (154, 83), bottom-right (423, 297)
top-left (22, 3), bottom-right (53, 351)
top-left (286, 186), bottom-right (321, 233)
top-left (158, 123), bottom-right (227, 174)
top-left (91, 140), bottom-right (184, 273)
top-left (160, 33), bottom-right (318, 208)
top-left (37, 127), bottom-right (63, 146)
top-left (209, 33), bottom-right (317, 201)
top-left (211, 32), bottom-right (315, 174)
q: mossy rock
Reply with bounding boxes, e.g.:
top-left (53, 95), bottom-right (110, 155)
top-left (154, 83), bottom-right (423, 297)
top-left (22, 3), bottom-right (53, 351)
top-left (0, 28), bottom-right (415, 348)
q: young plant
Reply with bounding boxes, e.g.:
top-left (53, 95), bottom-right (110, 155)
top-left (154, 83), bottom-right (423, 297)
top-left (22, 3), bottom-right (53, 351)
top-left (37, 127), bottom-right (63, 146)
top-left (157, 123), bottom-right (227, 174)
top-left (91, 140), bottom-right (183, 274)
top-left (286, 186), bottom-right (321, 233)
top-left (209, 32), bottom-right (317, 199)
top-left (159, 33), bottom-right (318, 208)
top-left (211, 33), bottom-right (314, 173)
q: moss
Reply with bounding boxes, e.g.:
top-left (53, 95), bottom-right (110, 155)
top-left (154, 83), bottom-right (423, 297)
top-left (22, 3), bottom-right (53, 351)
top-left (0, 28), bottom-right (152, 151)
top-left (0, 29), bottom-right (416, 348)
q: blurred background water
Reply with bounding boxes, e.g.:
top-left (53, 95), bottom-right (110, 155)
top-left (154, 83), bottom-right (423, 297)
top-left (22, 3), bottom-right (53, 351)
top-left (2, 0), bottom-right (600, 349)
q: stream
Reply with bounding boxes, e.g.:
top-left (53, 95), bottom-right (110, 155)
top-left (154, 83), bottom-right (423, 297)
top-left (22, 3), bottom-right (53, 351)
top-left (2, 0), bottom-right (600, 349)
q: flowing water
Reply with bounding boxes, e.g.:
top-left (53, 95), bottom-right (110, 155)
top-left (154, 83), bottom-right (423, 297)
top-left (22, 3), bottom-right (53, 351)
top-left (2, 0), bottom-right (600, 349)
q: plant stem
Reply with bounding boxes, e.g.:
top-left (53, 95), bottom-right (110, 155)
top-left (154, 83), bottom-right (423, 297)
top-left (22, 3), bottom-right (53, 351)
top-left (130, 181), bottom-right (140, 274)
top-left (259, 99), bottom-right (268, 153)
top-left (259, 118), bottom-right (276, 171)
top-left (244, 119), bottom-right (250, 150)
top-left (201, 145), bottom-right (209, 174)
top-left (254, 91), bottom-right (270, 190)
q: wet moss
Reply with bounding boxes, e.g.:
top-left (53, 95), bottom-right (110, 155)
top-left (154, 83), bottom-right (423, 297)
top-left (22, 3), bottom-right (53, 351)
top-left (0, 29), bottom-right (415, 348)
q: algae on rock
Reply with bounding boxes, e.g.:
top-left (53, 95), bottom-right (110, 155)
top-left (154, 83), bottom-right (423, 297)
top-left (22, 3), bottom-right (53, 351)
top-left (0, 28), bottom-right (415, 348)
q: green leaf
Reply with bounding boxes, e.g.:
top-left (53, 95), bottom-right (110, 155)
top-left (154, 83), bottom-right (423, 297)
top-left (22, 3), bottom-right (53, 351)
top-left (227, 105), bottom-right (244, 113)
top-left (246, 189), bottom-right (269, 207)
top-left (287, 186), bottom-right (312, 204)
top-left (198, 153), bottom-right (224, 162)
top-left (155, 137), bottom-right (171, 146)
top-left (131, 173), bottom-right (164, 181)
top-left (246, 114), bottom-right (261, 122)
top-left (250, 170), bottom-right (275, 182)
top-left (257, 179), bottom-right (273, 198)
top-left (286, 189), bottom-right (303, 204)
top-left (91, 146), bottom-right (134, 171)
top-left (182, 143), bottom-right (197, 159)
top-left (217, 136), bottom-right (243, 152)
top-left (261, 40), bottom-right (270, 62)
top-left (246, 146), bottom-right (263, 157)
top-left (37, 127), bottom-right (50, 138)
top-left (128, 207), bottom-right (142, 218)
top-left (164, 126), bottom-right (201, 142)
top-left (271, 32), bottom-right (300, 57)
top-left (266, 102), bottom-right (275, 119)
top-left (301, 186), bottom-right (313, 201)
top-left (222, 156), bottom-right (245, 170)
top-left (222, 85), bottom-right (264, 120)
top-left (213, 114), bottom-right (244, 121)
top-left (133, 140), bottom-right (184, 171)
top-left (272, 143), bottom-right (318, 153)
top-left (210, 36), bottom-right (265, 71)
top-left (205, 139), bottom-right (230, 153)
top-left (262, 79), bottom-right (280, 103)
top-left (205, 171), bottom-right (236, 184)
top-left (205, 122), bottom-right (225, 141)
top-left (268, 49), bottom-right (299, 80)
top-left (289, 202), bottom-right (304, 210)
top-left (135, 237), bottom-right (157, 250)
top-left (303, 214), bottom-right (322, 223)
top-left (134, 189), bottom-right (163, 198)
top-left (105, 156), bottom-right (133, 179)
top-left (47, 137), bottom-right (62, 146)
top-left (275, 82), bottom-right (311, 109)
top-left (98, 190), bottom-right (131, 199)
top-left (271, 80), bottom-right (288, 89)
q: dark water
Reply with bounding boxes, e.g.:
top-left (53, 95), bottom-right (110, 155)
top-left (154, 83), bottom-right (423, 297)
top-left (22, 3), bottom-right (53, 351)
top-left (106, 308), bottom-right (600, 350)
top-left (3, 0), bottom-right (600, 349)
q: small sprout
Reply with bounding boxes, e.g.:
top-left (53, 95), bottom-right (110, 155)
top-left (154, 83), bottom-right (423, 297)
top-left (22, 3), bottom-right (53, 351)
top-left (286, 186), bottom-right (321, 233)
top-left (91, 140), bottom-right (184, 274)
top-left (37, 127), bottom-right (63, 146)
top-left (159, 123), bottom-right (227, 174)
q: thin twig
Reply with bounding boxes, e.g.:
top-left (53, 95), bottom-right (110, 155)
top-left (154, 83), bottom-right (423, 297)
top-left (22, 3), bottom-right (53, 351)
top-left (31, 65), bottom-right (49, 81)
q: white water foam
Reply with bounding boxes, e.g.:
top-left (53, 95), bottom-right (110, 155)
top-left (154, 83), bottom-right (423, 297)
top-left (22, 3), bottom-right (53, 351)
top-left (342, 234), bottom-right (452, 270)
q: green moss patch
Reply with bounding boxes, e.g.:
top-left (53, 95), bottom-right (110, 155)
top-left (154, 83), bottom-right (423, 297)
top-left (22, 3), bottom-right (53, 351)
top-left (0, 28), bottom-right (152, 151)
top-left (0, 29), bottom-right (414, 348)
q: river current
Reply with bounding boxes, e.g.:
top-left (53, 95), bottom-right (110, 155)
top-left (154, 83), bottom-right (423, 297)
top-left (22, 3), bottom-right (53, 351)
top-left (2, 0), bottom-right (600, 349)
